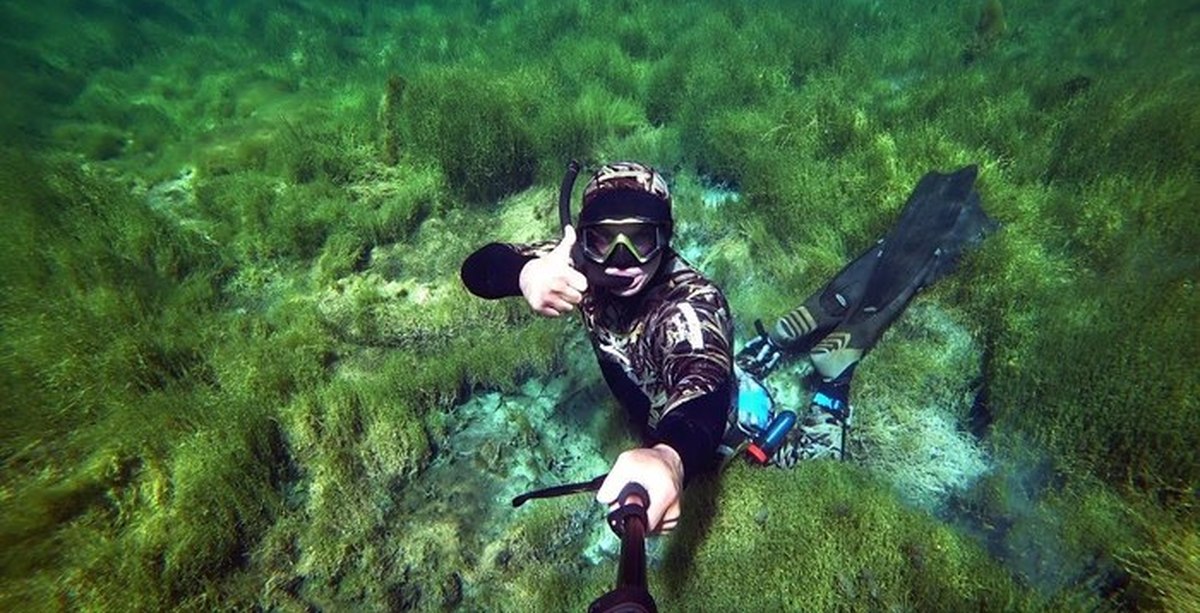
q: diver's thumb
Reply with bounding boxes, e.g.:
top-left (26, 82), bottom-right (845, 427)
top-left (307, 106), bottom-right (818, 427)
top-left (552, 225), bottom-right (578, 262)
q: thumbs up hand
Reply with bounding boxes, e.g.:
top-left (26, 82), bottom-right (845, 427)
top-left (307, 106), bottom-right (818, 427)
top-left (519, 225), bottom-right (590, 317)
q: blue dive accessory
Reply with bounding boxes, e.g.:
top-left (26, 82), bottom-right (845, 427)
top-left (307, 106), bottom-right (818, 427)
top-left (736, 370), bottom-right (773, 431)
top-left (747, 410), bottom-right (797, 464)
top-left (812, 366), bottom-right (852, 423)
top-left (735, 368), bottom-right (799, 464)
top-left (812, 390), bottom-right (848, 422)
top-left (812, 376), bottom-right (852, 461)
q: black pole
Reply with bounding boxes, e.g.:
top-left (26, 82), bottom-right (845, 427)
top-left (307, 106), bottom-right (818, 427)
top-left (614, 503), bottom-right (648, 591)
top-left (588, 483), bottom-right (657, 613)
top-left (511, 474), bottom-right (606, 508)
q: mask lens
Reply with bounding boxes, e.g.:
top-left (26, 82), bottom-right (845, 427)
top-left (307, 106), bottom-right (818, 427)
top-left (624, 225), bottom-right (660, 256)
top-left (582, 227), bottom-right (617, 261)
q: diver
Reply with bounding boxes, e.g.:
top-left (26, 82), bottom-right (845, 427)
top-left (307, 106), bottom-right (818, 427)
top-left (460, 160), bottom-right (996, 534)
top-left (463, 161), bottom-right (730, 534)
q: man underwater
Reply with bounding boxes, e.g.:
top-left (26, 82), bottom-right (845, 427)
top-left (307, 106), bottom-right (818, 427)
top-left (460, 160), bottom-right (994, 533)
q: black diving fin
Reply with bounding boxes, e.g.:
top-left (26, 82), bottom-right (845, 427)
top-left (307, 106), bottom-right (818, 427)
top-left (763, 164), bottom-right (997, 379)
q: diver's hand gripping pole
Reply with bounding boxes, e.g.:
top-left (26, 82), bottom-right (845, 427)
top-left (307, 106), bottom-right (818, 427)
top-left (588, 482), bottom-right (658, 613)
top-left (511, 476), bottom-right (658, 612)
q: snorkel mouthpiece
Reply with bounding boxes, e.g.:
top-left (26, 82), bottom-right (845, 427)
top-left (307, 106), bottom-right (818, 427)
top-left (600, 274), bottom-right (637, 290)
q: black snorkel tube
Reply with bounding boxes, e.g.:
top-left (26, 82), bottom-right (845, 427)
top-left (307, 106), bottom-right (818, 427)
top-left (512, 473), bottom-right (605, 508)
top-left (558, 160), bottom-right (636, 291)
top-left (558, 159), bottom-right (583, 239)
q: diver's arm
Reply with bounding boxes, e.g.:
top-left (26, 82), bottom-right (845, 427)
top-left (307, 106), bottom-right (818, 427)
top-left (596, 360), bottom-right (731, 480)
top-left (460, 243), bottom-right (536, 299)
top-left (594, 349), bottom-right (730, 533)
top-left (595, 377), bottom-right (729, 534)
top-left (461, 229), bottom-right (586, 316)
top-left (652, 297), bottom-right (736, 485)
top-left (650, 378), bottom-right (733, 484)
top-left (595, 361), bottom-right (687, 533)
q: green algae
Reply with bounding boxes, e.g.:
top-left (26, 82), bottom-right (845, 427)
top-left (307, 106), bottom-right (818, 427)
top-left (391, 67), bottom-right (539, 204)
top-left (1, 0), bottom-right (1197, 610)
top-left (657, 462), bottom-right (1039, 610)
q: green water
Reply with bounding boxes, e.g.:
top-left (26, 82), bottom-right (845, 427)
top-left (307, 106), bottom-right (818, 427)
top-left (1, 1), bottom-right (1196, 610)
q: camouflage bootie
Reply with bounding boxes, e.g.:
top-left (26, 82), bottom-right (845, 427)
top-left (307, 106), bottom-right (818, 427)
top-left (771, 398), bottom-right (852, 467)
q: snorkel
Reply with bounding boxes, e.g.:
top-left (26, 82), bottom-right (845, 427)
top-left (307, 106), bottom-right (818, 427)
top-left (558, 160), bottom-right (639, 292)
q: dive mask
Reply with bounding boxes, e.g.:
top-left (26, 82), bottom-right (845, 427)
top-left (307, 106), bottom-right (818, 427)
top-left (580, 219), bottom-right (667, 267)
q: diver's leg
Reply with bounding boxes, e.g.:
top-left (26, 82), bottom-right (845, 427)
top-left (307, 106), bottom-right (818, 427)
top-left (812, 246), bottom-right (943, 380)
top-left (769, 365), bottom-right (855, 465)
top-left (735, 241), bottom-right (884, 379)
top-left (770, 241), bottom-right (882, 353)
top-left (791, 249), bottom-right (942, 462)
top-left (746, 166), bottom-right (995, 463)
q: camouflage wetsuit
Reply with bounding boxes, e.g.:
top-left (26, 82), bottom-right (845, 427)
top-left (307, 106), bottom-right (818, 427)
top-left (461, 244), bottom-right (735, 483)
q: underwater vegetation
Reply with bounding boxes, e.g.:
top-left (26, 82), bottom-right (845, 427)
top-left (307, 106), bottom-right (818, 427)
top-left (1, 0), bottom-right (1197, 610)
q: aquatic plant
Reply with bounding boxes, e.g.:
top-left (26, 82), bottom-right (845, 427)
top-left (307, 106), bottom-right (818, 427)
top-left (655, 462), bottom-right (1042, 610)
top-left (985, 261), bottom-right (1199, 496)
top-left (0, 150), bottom-right (286, 608)
top-left (1125, 516), bottom-right (1200, 611)
top-left (379, 74), bottom-right (406, 166)
top-left (964, 0), bottom-right (1007, 64)
top-left (390, 66), bottom-right (538, 205)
